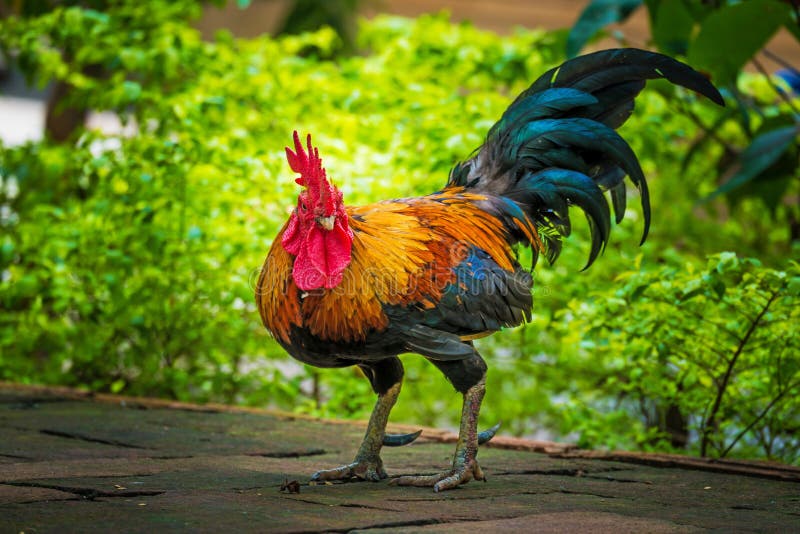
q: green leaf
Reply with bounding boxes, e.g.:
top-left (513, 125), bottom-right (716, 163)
top-left (652, 0), bottom-right (695, 56)
top-left (187, 226), bottom-right (203, 240)
top-left (82, 9), bottom-right (110, 25)
top-left (0, 238), bottom-right (14, 264)
top-left (680, 287), bottom-right (704, 302)
top-left (704, 125), bottom-right (799, 202)
top-left (121, 80), bottom-right (142, 102)
top-left (786, 20), bottom-right (800, 43)
top-left (642, 0), bottom-right (661, 25)
top-left (236, 0), bottom-right (252, 8)
top-left (687, 0), bottom-right (791, 86)
top-left (628, 282), bottom-right (650, 301)
top-left (702, 273), bottom-right (726, 299)
top-left (566, 0), bottom-right (643, 58)
top-left (680, 108), bottom-right (737, 174)
top-left (110, 379), bottom-right (126, 394)
top-left (788, 275), bottom-right (800, 296)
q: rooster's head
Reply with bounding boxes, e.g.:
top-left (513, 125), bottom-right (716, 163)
top-left (281, 131), bottom-right (354, 291)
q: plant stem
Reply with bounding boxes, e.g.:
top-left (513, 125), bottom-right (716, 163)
top-left (700, 289), bottom-right (781, 457)
top-left (763, 49), bottom-right (800, 73)
top-left (752, 56), bottom-right (800, 115)
top-left (720, 380), bottom-right (799, 458)
top-left (675, 100), bottom-right (737, 154)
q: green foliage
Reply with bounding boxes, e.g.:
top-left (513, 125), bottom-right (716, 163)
top-left (687, 0), bottom-right (791, 86)
top-left (0, 2), bottom-right (797, 464)
top-left (705, 124), bottom-right (800, 204)
top-left (552, 254), bottom-right (800, 462)
top-left (650, 0), bottom-right (693, 56)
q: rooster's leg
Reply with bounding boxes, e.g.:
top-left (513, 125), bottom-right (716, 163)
top-left (311, 357), bottom-right (406, 482)
top-left (392, 352), bottom-right (488, 492)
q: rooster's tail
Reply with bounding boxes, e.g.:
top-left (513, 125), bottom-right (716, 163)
top-left (449, 49), bottom-right (724, 267)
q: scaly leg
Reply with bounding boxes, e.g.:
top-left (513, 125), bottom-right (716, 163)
top-left (391, 376), bottom-right (487, 491)
top-left (312, 358), bottom-right (414, 482)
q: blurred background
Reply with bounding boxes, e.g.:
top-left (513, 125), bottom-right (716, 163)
top-left (197, 0), bottom-right (799, 54)
top-left (1, 1), bottom-right (799, 464)
top-left (2, 0), bottom-right (797, 145)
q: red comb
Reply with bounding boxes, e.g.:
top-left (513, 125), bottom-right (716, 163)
top-left (285, 131), bottom-right (334, 213)
top-left (285, 131), bottom-right (325, 188)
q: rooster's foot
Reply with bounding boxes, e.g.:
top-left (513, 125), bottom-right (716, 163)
top-left (311, 456), bottom-right (387, 482)
top-left (390, 458), bottom-right (486, 492)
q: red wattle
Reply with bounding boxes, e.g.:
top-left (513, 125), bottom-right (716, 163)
top-left (292, 248), bottom-right (327, 290)
top-left (290, 223), bottom-right (352, 291)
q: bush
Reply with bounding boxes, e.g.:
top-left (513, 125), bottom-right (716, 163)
top-left (552, 254), bottom-right (799, 462)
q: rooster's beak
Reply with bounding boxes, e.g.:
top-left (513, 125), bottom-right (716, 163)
top-left (317, 215), bottom-right (336, 231)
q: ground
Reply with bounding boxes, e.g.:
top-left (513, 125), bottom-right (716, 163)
top-left (1, 383), bottom-right (798, 533)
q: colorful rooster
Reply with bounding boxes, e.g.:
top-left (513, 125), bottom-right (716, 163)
top-left (256, 49), bottom-right (723, 492)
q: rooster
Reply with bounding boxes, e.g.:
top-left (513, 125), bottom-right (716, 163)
top-left (256, 49), bottom-right (723, 492)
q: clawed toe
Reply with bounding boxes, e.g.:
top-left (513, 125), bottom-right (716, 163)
top-left (433, 460), bottom-right (485, 492)
top-left (389, 459), bottom-right (485, 492)
top-left (311, 458), bottom-right (387, 482)
top-left (389, 472), bottom-right (448, 487)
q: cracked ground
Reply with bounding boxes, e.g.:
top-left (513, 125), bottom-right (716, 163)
top-left (1, 385), bottom-right (799, 533)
